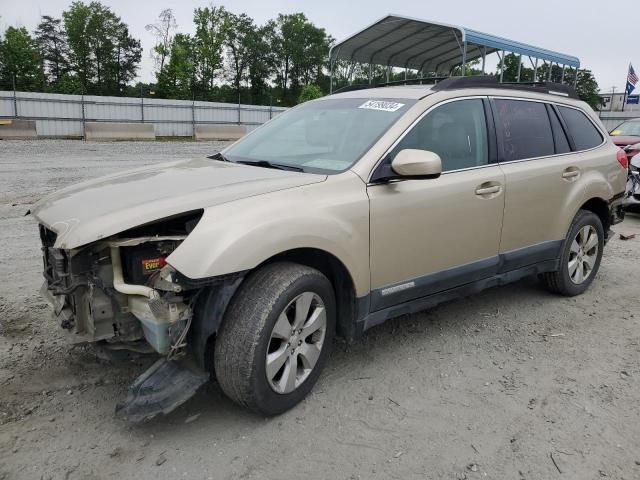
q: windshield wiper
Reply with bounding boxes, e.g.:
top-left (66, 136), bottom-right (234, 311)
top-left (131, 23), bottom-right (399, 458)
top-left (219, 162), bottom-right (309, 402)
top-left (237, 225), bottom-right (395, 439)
top-left (207, 152), bottom-right (230, 162)
top-left (235, 160), bottom-right (304, 172)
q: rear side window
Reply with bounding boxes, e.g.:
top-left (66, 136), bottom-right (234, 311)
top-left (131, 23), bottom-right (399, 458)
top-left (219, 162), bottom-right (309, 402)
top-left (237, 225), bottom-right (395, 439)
top-left (494, 100), bottom-right (555, 161)
top-left (557, 106), bottom-right (603, 151)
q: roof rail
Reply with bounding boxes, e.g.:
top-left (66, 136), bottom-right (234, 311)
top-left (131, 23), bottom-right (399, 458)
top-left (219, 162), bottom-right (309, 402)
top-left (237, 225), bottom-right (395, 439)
top-left (432, 76), bottom-right (580, 99)
top-left (331, 76), bottom-right (449, 95)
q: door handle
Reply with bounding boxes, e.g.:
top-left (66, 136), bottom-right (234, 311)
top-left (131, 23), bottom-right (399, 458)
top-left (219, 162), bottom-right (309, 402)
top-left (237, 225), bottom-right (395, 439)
top-left (475, 185), bottom-right (501, 195)
top-left (562, 168), bottom-right (580, 180)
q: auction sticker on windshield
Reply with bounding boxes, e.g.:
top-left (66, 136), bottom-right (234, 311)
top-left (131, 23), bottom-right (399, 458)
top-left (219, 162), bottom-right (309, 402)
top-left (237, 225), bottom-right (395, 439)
top-left (358, 100), bottom-right (405, 112)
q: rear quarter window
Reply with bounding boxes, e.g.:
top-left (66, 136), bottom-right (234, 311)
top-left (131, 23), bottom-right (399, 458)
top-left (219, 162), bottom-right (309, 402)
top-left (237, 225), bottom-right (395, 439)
top-left (558, 106), bottom-right (604, 151)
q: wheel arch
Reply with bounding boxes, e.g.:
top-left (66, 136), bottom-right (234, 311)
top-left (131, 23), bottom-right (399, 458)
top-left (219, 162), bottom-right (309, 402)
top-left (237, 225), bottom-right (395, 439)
top-left (578, 197), bottom-right (610, 236)
top-left (264, 248), bottom-right (358, 341)
top-left (194, 247), bottom-right (359, 370)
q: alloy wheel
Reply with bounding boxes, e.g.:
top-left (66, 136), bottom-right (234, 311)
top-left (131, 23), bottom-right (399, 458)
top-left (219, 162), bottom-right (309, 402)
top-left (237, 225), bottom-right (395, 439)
top-left (568, 225), bottom-right (599, 284)
top-left (265, 292), bottom-right (327, 394)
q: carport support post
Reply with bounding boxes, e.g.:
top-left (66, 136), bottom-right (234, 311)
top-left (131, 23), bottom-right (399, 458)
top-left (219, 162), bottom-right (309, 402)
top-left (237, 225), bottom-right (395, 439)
top-left (499, 51), bottom-right (505, 82)
top-left (573, 67), bottom-right (578, 88)
top-left (461, 41), bottom-right (467, 77)
top-left (481, 47), bottom-right (487, 74)
top-left (516, 55), bottom-right (522, 82)
top-left (561, 65), bottom-right (566, 83)
top-left (533, 58), bottom-right (538, 82)
top-left (548, 62), bottom-right (553, 81)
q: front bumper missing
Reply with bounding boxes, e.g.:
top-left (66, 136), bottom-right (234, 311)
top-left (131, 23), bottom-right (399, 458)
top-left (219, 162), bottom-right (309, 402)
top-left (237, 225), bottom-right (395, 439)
top-left (115, 358), bottom-right (209, 422)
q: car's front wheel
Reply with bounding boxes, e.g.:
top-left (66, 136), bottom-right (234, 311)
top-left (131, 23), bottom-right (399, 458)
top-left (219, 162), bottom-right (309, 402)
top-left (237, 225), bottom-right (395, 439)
top-left (541, 210), bottom-right (604, 296)
top-left (213, 262), bottom-right (335, 415)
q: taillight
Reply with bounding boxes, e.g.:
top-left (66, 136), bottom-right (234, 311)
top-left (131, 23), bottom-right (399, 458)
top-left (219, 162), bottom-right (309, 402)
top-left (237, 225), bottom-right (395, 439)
top-left (617, 149), bottom-right (629, 169)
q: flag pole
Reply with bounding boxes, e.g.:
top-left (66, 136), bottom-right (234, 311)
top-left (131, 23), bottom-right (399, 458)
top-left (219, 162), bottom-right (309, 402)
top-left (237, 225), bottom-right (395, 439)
top-left (623, 63), bottom-right (630, 112)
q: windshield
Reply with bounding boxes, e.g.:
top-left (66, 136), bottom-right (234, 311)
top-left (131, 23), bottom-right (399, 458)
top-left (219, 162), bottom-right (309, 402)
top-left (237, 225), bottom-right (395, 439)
top-left (224, 97), bottom-right (416, 173)
top-left (611, 121), bottom-right (640, 136)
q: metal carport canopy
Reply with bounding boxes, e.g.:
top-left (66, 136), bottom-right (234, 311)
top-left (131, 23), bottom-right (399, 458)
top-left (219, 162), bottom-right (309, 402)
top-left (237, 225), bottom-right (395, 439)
top-left (329, 14), bottom-right (580, 73)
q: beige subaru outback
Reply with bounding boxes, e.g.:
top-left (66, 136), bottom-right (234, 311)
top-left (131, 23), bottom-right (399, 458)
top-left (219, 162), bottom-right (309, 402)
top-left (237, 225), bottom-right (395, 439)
top-left (31, 77), bottom-right (627, 420)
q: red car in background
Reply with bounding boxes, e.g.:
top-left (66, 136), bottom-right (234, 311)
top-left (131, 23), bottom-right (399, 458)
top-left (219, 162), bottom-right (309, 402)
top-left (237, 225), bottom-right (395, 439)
top-left (611, 119), bottom-right (640, 210)
top-left (610, 119), bottom-right (640, 161)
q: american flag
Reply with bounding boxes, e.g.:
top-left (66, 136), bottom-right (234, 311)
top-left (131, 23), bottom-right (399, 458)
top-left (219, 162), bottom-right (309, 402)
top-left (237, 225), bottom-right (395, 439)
top-left (626, 64), bottom-right (638, 95)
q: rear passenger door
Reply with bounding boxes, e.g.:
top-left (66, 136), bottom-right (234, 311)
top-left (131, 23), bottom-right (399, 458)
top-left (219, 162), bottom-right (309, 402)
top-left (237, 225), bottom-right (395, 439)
top-left (492, 98), bottom-right (597, 269)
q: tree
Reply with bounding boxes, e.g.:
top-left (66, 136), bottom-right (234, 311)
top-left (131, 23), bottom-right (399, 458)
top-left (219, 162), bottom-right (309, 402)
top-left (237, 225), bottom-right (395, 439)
top-left (0, 26), bottom-right (44, 91)
top-left (224, 12), bottom-right (255, 101)
top-left (192, 4), bottom-right (229, 97)
top-left (63, 1), bottom-right (94, 91)
top-left (245, 24), bottom-right (275, 104)
top-left (112, 25), bottom-right (142, 93)
top-left (63, 1), bottom-right (141, 94)
top-left (298, 84), bottom-right (323, 103)
top-left (157, 33), bottom-right (195, 99)
top-left (267, 13), bottom-right (331, 104)
top-left (569, 69), bottom-right (602, 110)
top-left (146, 9), bottom-right (176, 74)
top-left (35, 15), bottom-right (69, 87)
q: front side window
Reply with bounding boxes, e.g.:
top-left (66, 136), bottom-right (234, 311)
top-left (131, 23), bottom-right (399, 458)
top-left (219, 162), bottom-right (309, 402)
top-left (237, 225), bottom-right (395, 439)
top-left (224, 97), bottom-right (415, 173)
top-left (390, 99), bottom-right (489, 172)
top-left (494, 99), bottom-right (555, 162)
top-left (558, 106), bottom-right (603, 151)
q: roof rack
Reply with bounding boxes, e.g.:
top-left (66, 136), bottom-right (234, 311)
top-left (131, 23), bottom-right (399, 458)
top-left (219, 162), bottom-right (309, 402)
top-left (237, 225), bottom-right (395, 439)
top-left (432, 76), bottom-right (579, 98)
top-left (331, 75), bottom-right (580, 99)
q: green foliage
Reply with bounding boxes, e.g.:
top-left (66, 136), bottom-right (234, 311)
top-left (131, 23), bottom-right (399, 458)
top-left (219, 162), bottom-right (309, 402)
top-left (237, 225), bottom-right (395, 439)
top-left (62, 1), bottom-right (141, 94)
top-left (0, 26), bottom-right (44, 90)
top-left (35, 15), bottom-right (69, 86)
top-left (192, 5), bottom-right (229, 94)
top-left (156, 33), bottom-right (195, 99)
top-left (298, 84), bottom-right (323, 103)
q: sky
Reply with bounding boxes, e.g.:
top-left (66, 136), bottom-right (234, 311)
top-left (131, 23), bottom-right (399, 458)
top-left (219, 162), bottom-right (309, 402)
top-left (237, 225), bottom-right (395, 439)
top-left (0, 0), bottom-right (631, 94)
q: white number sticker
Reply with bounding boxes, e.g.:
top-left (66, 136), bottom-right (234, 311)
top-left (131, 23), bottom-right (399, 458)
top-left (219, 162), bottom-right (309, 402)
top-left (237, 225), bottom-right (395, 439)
top-left (358, 100), bottom-right (405, 112)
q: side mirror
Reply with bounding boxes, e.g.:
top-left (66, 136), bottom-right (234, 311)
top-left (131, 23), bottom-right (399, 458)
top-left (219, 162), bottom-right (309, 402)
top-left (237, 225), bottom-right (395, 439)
top-left (391, 149), bottom-right (442, 179)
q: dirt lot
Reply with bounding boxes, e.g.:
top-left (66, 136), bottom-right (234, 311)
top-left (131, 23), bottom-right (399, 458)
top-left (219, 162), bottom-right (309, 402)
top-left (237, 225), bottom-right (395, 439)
top-left (1, 139), bottom-right (639, 480)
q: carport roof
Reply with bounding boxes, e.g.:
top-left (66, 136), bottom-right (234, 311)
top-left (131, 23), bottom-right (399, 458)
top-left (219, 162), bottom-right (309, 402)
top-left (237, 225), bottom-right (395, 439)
top-left (329, 14), bottom-right (580, 73)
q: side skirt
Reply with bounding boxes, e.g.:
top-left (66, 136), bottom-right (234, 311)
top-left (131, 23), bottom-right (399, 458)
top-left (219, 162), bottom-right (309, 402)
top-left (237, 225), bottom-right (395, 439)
top-left (357, 258), bottom-right (559, 333)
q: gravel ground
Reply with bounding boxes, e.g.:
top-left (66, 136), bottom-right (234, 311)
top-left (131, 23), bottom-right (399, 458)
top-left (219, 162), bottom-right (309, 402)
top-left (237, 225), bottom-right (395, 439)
top-left (1, 139), bottom-right (640, 480)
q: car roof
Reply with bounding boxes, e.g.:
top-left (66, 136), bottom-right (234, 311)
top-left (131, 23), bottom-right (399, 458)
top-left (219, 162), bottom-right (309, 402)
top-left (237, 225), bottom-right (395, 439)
top-left (327, 84), bottom-right (585, 108)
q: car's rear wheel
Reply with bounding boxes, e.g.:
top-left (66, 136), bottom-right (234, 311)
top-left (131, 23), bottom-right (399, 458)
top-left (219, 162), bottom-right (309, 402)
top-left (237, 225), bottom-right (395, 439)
top-left (213, 262), bottom-right (335, 415)
top-left (541, 210), bottom-right (604, 296)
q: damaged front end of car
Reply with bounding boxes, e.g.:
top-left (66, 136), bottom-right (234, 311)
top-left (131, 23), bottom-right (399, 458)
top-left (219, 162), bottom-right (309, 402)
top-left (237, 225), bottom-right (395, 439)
top-left (38, 210), bottom-right (218, 422)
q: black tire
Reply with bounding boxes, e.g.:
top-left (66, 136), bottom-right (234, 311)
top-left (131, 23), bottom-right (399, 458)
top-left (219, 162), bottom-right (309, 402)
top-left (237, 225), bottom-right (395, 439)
top-left (541, 210), bottom-right (604, 296)
top-left (213, 261), bottom-right (336, 415)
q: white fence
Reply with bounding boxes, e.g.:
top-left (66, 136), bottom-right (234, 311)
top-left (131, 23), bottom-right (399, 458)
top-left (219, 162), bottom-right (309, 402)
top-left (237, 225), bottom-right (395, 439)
top-left (0, 91), bottom-right (287, 138)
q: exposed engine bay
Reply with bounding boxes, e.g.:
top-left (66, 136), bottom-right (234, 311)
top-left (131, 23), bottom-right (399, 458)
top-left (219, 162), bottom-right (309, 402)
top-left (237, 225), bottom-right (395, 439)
top-left (39, 211), bottom-right (204, 358)
top-left (37, 211), bottom-right (219, 421)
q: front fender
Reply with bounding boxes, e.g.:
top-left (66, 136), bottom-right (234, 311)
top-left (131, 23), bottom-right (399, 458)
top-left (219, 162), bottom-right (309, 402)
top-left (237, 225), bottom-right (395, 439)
top-left (166, 172), bottom-right (371, 296)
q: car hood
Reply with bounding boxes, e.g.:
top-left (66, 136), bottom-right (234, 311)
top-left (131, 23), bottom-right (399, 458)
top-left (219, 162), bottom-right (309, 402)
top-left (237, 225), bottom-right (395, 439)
top-left (31, 158), bottom-right (325, 249)
top-left (611, 135), bottom-right (640, 146)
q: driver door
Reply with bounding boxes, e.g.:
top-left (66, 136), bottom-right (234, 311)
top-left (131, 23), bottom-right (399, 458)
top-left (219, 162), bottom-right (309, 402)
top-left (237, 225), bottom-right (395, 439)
top-left (367, 97), bottom-right (505, 311)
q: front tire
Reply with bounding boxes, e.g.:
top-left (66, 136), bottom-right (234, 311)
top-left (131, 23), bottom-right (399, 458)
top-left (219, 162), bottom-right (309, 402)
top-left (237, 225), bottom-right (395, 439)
top-left (213, 262), bottom-right (335, 415)
top-left (541, 210), bottom-right (604, 296)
